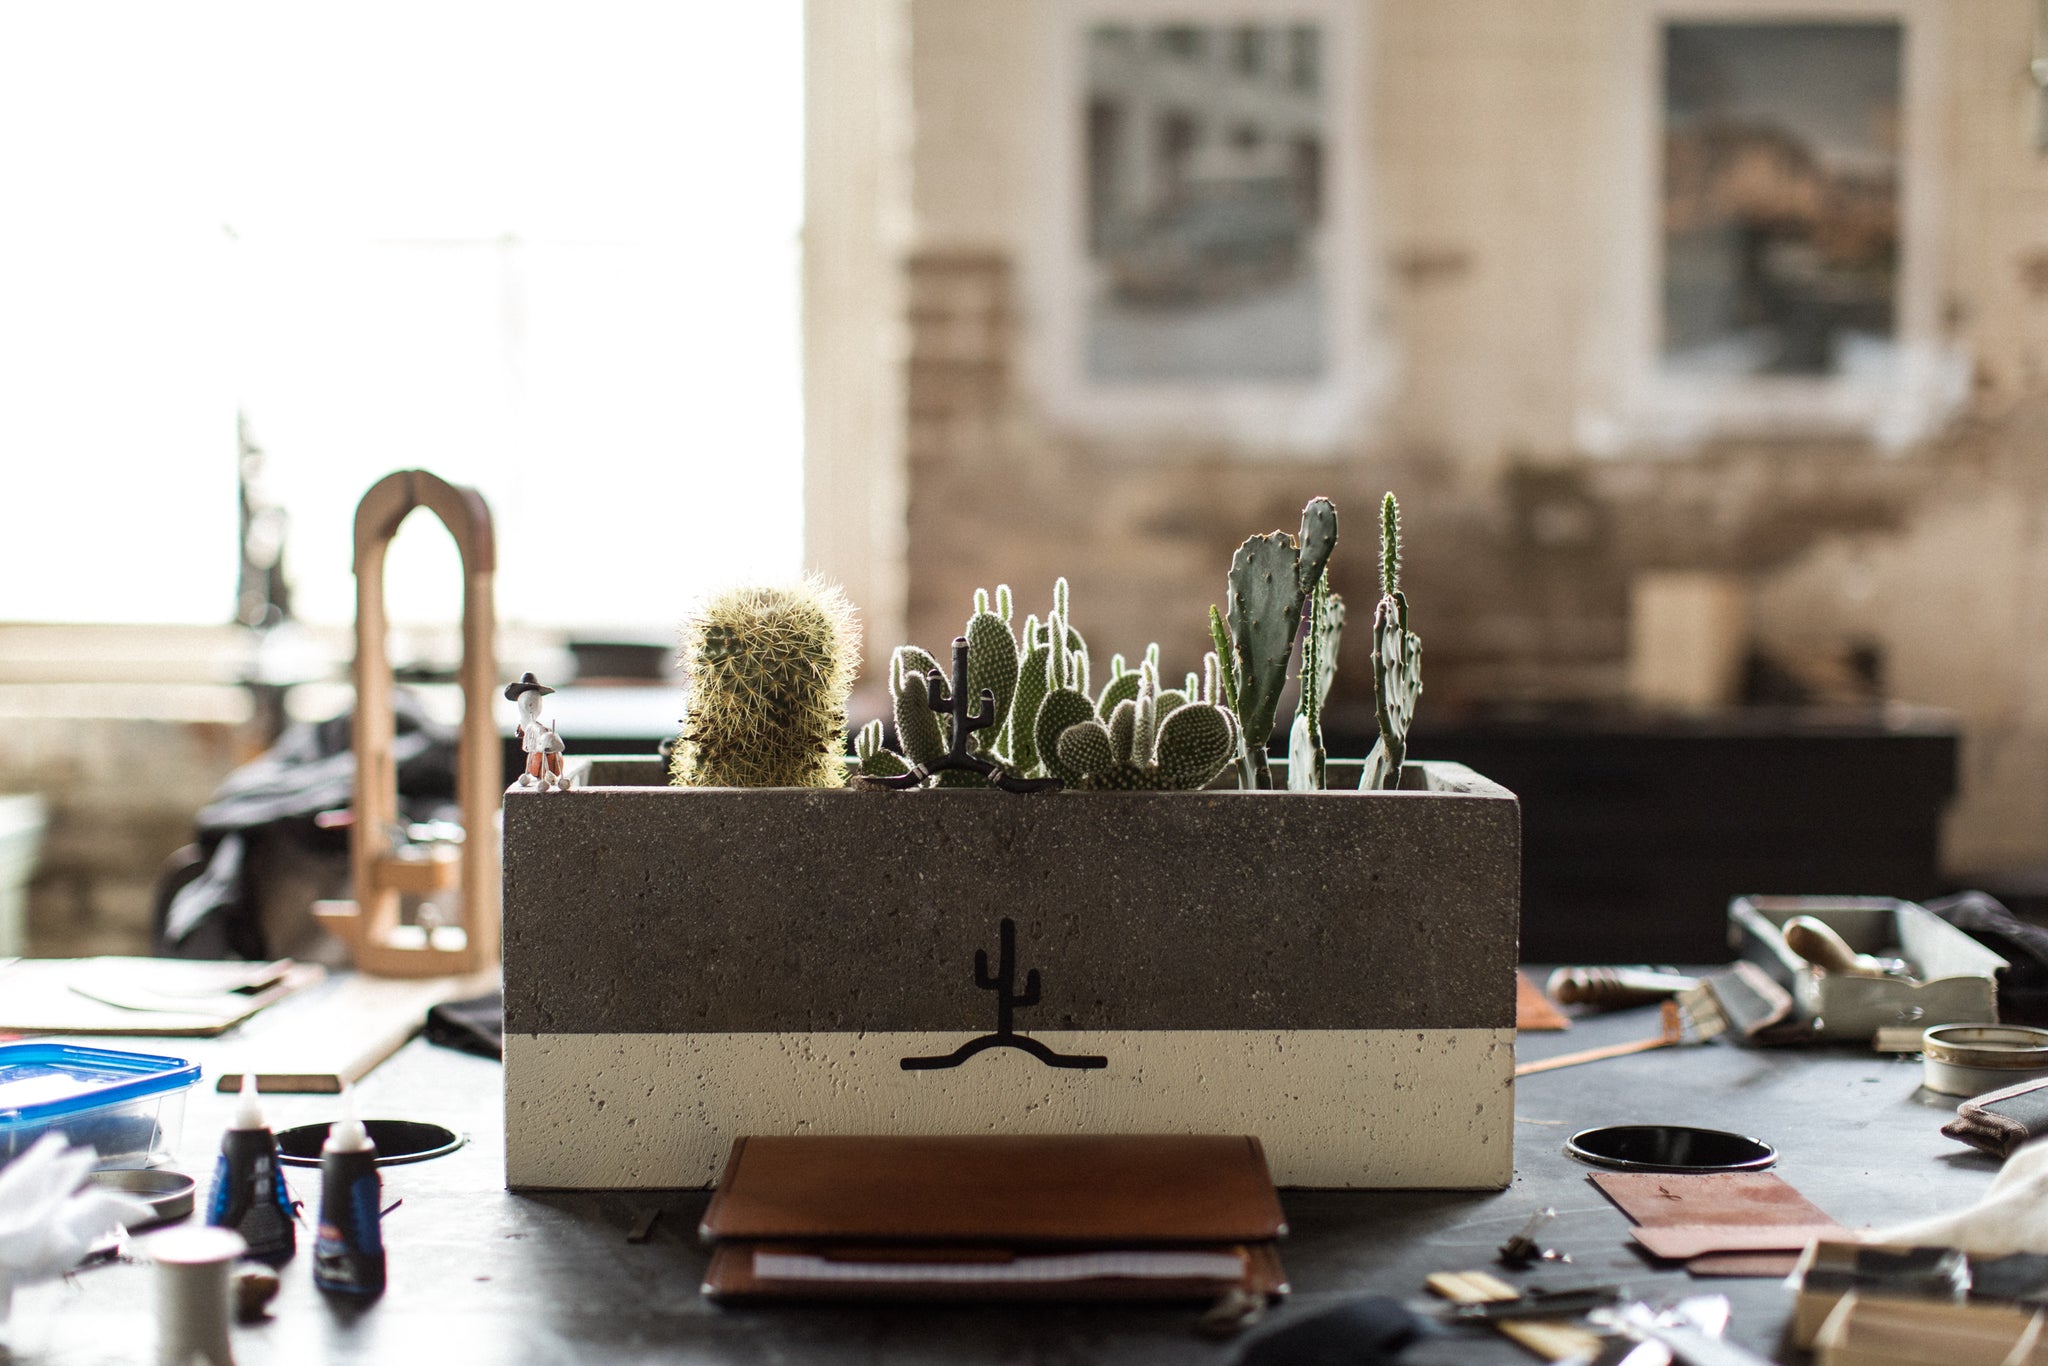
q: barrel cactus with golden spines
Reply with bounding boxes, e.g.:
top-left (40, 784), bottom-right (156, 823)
top-left (669, 579), bottom-right (861, 788)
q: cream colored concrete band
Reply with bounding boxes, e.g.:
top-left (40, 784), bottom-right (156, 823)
top-left (505, 1028), bottom-right (1515, 1190)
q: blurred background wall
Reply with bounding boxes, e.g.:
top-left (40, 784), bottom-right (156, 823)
top-left (7, 1), bottom-right (2048, 957)
top-left (805, 0), bottom-right (2048, 887)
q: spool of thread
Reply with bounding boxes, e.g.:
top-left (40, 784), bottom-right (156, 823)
top-left (146, 1225), bottom-right (245, 1366)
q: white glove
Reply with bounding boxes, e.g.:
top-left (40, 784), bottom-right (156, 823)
top-left (0, 1133), bottom-right (155, 1320)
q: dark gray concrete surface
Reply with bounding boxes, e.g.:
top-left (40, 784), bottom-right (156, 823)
top-left (15, 997), bottom-right (1999, 1364)
top-left (503, 768), bottom-right (1520, 1035)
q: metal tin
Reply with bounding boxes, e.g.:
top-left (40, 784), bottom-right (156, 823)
top-left (1563, 1124), bottom-right (1777, 1173)
top-left (1730, 897), bottom-right (2009, 1044)
top-left (274, 1118), bottom-right (464, 1168)
top-left (86, 1167), bottom-right (196, 1228)
top-left (1921, 1024), bottom-right (2048, 1097)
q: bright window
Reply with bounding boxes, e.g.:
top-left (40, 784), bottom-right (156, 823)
top-left (0, 2), bottom-right (803, 630)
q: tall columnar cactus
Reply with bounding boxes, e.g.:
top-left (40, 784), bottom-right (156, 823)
top-left (1049, 661), bottom-right (1237, 791)
top-left (1218, 497), bottom-right (1338, 788)
top-left (1363, 493), bottom-right (1423, 792)
top-left (670, 579), bottom-right (860, 788)
top-left (1287, 573), bottom-right (1346, 792)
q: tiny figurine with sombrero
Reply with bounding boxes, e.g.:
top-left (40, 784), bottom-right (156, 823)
top-left (506, 673), bottom-right (568, 791)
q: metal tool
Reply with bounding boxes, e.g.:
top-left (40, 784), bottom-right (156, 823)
top-left (1497, 1207), bottom-right (1570, 1268)
top-left (1588, 1296), bottom-right (1777, 1366)
top-left (1451, 1283), bottom-right (1623, 1321)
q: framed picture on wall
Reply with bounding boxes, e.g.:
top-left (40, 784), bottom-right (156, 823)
top-left (1037, 1), bottom-right (1381, 449)
top-left (1661, 20), bottom-right (1902, 379)
top-left (1591, 0), bottom-right (1951, 451)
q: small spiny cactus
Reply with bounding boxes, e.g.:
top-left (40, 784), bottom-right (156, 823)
top-left (670, 579), bottom-right (860, 788)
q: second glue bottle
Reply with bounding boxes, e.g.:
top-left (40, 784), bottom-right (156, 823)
top-left (312, 1086), bottom-right (385, 1299)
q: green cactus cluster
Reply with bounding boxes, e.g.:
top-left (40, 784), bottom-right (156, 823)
top-left (670, 579), bottom-right (860, 788)
top-left (1052, 659), bottom-right (1238, 790)
top-left (1362, 493), bottom-right (1423, 791)
top-left (864, 578), bottom-right (1237, 792)
top-left (855, 493), bottom-right (1421, 796)
top-left (1212, 497), bottom-right (1339, 788)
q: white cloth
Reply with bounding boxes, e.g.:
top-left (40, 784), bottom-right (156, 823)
top-left (0, 1134), bottom-right (154, 1320)
top-left (1870, 1136), bottom-right (2048, 1256)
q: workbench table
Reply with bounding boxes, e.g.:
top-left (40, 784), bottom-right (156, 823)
top-left (10, 999), bottom-right (2001, 1365)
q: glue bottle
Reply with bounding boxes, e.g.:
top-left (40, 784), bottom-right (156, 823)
top-left (312, 1085), bottom-right (385, 1299)
top-left (205, 1072), bottom-right (296, 1265)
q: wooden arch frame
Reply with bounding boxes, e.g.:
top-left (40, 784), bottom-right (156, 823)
top-left (315, 469), bottom-right (501, 977)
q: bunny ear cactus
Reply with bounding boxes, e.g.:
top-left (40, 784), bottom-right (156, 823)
top-left (1051, 661), bottom-right (1237, 791)
top-left (889, 646), bottom-right (949, 774)
top-left (853, 718), bottom-right (908, 780)
top-left (1287, 573), bottom-right (1345, 792)
top-left (1362, 493), bottom-right (1423, 792)
top-left (1218, 497), bottom-right (1338, 789)
top-left (965, 585), bottom-right (1018, 761)
top-left (671, 579), bottom-right (861, 788)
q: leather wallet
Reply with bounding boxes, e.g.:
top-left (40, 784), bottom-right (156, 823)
top-left (699, 1134), bottom-right (1290, 1302)
top-left (1944, 1076), bottom-right (2048, 1159)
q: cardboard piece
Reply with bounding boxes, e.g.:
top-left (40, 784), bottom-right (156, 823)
top-left (0, 958), bottom-right (323, 1037)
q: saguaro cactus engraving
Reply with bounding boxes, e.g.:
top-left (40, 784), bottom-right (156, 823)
top-left (900, 918), bottom-right (1107, 1071)
top-left (976, 917), bottom-right (1040, 1038)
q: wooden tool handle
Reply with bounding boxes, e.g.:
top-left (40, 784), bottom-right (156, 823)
top-left (1781, 916), bottom-right (1887, 978)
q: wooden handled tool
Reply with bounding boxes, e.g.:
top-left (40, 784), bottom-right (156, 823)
top-left (1780, 916), bottom-right (1897, 979)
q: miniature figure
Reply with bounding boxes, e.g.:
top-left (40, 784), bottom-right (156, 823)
top-left (506, 673), bottom-right (567, 791)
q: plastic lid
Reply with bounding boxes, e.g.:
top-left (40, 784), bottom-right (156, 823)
top-left (324, 1085), bottom-right (373, 1154)
top-left (0, 1043), bottom-right (202, 1131)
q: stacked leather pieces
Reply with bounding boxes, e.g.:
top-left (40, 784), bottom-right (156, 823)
top-left (698, 1133), bottom-right (1291, 1302)
top-left (1592, 1170), bottom-right (1847, 1277)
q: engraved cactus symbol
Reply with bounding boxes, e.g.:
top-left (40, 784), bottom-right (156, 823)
top-left (975, 918), bottom-right (1040, 1038)
top-left (901, 918), bottom-right (1106, 1071)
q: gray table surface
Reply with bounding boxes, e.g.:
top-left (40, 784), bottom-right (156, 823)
top-left (8, 998), bottom-right (2002, 1365)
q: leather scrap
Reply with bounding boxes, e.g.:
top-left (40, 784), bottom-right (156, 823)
top-left (1631, 1222), bottom-right (1844, 1260)
top-left (1944, 1075), bottom-right (2048, 1160)
top-left (1593, 1171), bottom-right (1846, 1275)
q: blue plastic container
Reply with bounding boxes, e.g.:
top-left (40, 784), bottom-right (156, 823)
top-left (0, 1043), bottom-right (202, 1169)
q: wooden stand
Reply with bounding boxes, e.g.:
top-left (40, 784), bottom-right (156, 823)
top-left (315, 469), bottom-right (500, 978)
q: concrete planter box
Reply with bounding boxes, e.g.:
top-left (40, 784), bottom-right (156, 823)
top-left (502, 758), bottom-right (1519, 1190)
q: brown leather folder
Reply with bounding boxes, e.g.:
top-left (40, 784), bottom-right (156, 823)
top-left (699, 1134), bottom-right (1290, 1303)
